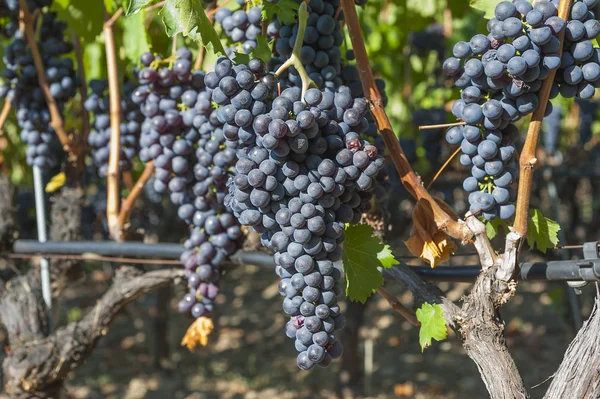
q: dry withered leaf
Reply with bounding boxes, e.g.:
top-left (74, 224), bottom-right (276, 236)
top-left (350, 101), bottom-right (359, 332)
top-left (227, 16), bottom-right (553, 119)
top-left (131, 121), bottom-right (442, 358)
top-left (181, 316), bottom-right (214, 351)
top-left (405, 198), bottom-right (457, 268)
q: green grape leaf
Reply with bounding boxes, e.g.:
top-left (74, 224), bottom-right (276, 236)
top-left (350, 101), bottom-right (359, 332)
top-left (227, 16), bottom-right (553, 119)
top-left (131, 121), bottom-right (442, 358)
top-left (250, 36), bottom-right (274, 63)
top-left (124, 0), bottom-right (155, 16)
top-left (469, 0), bottom-right (497, 19)
top-left (527, 209), bottom-right (560, 253)
top-left (377, 244), bottom-right (398, 269)
top-left (484, 218), bottom-right (509, 240)
top-left (262, 0), bottom-right (299, 25)
top-left (83, 42), bottom-right (107, 80)
top-left (52, 0), bottom-right (104, 43)
top-left (342, 224), bottom-right (391, 303)
top-left (416, 303), bottom-right (447, 352)
top-left (104, 0), bottom-right (118, 14)
top-left (160, 0), bottom-right (225, 55)
top-left (120, 10), bottom-right (151, 65)
top-left (232, 52), bottom-right (250, 65)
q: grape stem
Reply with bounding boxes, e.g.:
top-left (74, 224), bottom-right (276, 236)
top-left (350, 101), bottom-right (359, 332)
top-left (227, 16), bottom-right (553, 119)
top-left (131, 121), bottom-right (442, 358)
top-left (426, 146), bottom-right (461, 190)
top-left (118, 161), bottom-right (156, 230)
top-left (17, 0), bottom-right (75, 157)
top-left (419, 121), bottom-right (466, 130)
top-left (274, 1), bottom-right (317, 100)
top-left (339, 0), bottom-right (471, 242)
top-left (511, 0), bottom-right (572, 241)
top-left (376, 286), bottom-right (420, 327)
top-left (104, 7), bottom-right (124, 242)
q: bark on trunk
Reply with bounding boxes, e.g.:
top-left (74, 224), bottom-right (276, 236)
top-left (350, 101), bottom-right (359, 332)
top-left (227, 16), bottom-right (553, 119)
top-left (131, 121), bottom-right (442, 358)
top-left (544, 292), bottom-right (600, 399)
top-left (2, 267), bottom-right (185, 398)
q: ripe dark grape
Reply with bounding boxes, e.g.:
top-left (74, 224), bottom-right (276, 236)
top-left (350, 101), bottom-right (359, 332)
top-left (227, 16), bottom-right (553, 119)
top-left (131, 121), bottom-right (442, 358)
top-left (0, 12), bottom-right (78, 169)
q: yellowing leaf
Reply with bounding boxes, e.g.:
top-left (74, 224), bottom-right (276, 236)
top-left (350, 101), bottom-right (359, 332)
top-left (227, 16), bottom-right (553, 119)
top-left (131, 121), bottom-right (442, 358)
top-left (45, 172), bottom-right (66, 193)
top-left (405, 199), bottom-right (457, 268)
top-left (416, 303), bottom-right (447, 351)
top-left (181, 316), bottom-right (214, 350)
top-left (526, 209), bottom-right (560, 253)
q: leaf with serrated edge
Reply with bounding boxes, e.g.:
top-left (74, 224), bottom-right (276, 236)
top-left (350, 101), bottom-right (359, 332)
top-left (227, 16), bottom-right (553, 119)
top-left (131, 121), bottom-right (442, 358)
top-left (527, 209), bottom-right (560, 253)
top-left (262, 0), bottom-right (299, 25)
top-left (160, 0), bottom-right (225, 55)
top-left (342, 224), bottom-right (386, 303)
top-left (416, 303), bottom-right (447, 352)
top-left (377, 244), bottom-right (397, 269)
top-left (251, 36), bottom-right (274, 63)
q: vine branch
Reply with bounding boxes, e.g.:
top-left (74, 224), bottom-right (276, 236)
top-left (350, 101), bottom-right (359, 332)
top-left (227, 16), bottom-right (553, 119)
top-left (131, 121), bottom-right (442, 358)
top-left (104, 7), bottom-right (124, 242)
top-left (2, 267), bottom-right (186, 397)
top-left (0, 101), bottom-right (12, 135)
top-left (376, 286), bottom-right (420, 327)
top-left (513, 0), bottom-right (572, 237)
top-left (339, 0), bottom-right (470, 242)
top-left (117, 161), bottom-right (156, 230)
top-left (18, 0), bottom-right (73, 156)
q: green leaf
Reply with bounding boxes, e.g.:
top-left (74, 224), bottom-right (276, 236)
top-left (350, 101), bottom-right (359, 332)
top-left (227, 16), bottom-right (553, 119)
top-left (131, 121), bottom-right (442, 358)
top-left (160, 0), bottom-right (226, 55)
top-left (120, 10), bottom-right (151, 65)
top-left (232, 52), bottom-right (250, 65)
top-left (83, 42), bottom-right (107, 80)
top-left (51, 0), bottom-right (104, 43)
top-left (484, 218), bottom-right (509, 240)
top-left (469, 0), bottom-right (497, 19)
top-left (104, 0), bottom-right (118, 14)
top-left (262, 0), bottom-right (299, 25)
top-left (124, 0), bottom-right (155, 16)
top-left (377, 245), bottom-right (398, 269)
top-left (250, 36), bottom-right (274, 64)
top-left (416, 303), bottom-right (447, 352)
top-left (342, 224), bottom-right (387, 303)
top-left (527, 209), bottom-right (560, 253)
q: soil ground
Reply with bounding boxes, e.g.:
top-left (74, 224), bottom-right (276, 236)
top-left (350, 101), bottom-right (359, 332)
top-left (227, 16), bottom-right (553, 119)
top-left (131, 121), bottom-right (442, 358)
top-left (0, 246), bottom-right (593, 399)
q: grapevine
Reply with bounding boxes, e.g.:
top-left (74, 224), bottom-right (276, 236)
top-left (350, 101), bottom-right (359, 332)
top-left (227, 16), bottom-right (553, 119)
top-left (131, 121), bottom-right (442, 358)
top-left (3, 0), bottom-right (600, 397)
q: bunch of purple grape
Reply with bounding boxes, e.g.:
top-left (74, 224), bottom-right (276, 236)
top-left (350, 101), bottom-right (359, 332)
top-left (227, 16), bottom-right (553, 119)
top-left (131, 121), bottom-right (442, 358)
top-left (552, 0), bottom-right (600, 99)
top-left (214, 6), bottom-right (263, 54)
top-left (205, 55), bottom-right (384, 369)
top-left (0, 11), bottom-right (78, 168)
top-left (268, 0), bottom-right (345, 90)
top-left (132, 49), bottom-right (242, 320)
top-left (444, 0), bottom-right (600, 221)
top-left (84, 79), bottom-right (144, 176)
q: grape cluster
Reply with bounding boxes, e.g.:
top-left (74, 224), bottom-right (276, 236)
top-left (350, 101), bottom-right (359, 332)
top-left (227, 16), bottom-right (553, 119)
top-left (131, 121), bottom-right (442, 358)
top-left (204, 56), bottom-right (384, 369)
top-left (0, 12), bottom-right (78, 168)
top-left (84, 79), bottom-right (143, 176)
top-left (132, 49), bottom-right (242, 320)
top-left (443, 1), bottom-right (558, 220)
top-left (552, 0), bottom-right (600, 99)
top-left (215, 6), bottom-right (263, 55)
top-left (268, 0), bottom-right (344, 89)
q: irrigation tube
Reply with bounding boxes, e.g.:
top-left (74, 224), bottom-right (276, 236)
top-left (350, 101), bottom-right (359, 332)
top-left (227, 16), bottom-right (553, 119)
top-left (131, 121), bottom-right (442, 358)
top-left (11, 240), bottom-right (600, 283)
top-left (32, 166), bottom-right (52, 314)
